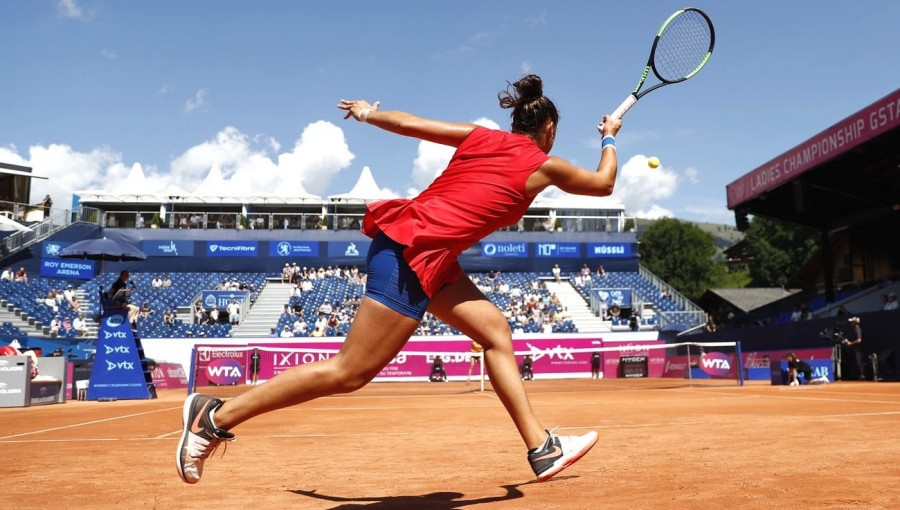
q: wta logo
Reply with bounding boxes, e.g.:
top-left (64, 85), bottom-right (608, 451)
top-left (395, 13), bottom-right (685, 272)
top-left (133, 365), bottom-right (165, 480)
top-left (206, 358), bottom-right (244, 385)
top-left (699, 352), bottom-right (732, 376)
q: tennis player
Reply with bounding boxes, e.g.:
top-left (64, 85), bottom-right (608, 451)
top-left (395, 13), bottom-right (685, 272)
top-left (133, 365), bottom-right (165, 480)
top-left (177, 74), bottom-right (622, 484)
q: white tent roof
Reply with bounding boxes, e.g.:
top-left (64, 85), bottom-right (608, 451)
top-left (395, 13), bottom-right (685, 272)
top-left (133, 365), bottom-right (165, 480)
top-left (328, 166), bottom-right (396, 203)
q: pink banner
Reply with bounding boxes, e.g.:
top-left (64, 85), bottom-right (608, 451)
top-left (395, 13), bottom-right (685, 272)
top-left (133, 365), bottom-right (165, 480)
top-left (151, 362), bottom-right (189, 390)
top-left (727, 88), bottom-right (900, 208)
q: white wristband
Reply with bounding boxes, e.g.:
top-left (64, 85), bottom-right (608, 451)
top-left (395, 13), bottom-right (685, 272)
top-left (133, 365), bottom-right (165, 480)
top-left (359, 108), bottom-right (371, 123)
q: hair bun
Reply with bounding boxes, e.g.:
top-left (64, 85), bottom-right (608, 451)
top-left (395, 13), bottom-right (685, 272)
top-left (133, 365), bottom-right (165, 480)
top-left (514, 75), bottom-right (543, 103)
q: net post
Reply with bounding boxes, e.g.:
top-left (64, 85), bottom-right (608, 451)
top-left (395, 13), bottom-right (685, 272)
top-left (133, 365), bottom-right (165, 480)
top-left (736, 341), bottom-right (744, 386)
top-left (186, 346), bottom-right (198, 396)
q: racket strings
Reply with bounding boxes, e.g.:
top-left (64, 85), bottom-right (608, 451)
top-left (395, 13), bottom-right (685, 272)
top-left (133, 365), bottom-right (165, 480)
top-left (653, 11), bottom-right (712, 82)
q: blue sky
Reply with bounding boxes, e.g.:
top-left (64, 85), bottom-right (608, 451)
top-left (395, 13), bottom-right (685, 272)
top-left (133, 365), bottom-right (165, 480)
top-left (2, 1), bottom-right (899, 223)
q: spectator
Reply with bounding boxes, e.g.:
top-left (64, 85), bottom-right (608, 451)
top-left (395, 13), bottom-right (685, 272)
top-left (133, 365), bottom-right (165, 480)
top-left (151, 275), bottom-right (163, 288)
top-left (318, 299), bottom-right (333, 316)
top-left (596, 265), bottom-right (608, 278)
top-left (44, 291), bottom-right (59, 313)
top-left (49, 316), bottom-right (61, 336)
top-left (162, 275), bottom-right (172, 288)
top-left (789, 304), bottom-right (803, 323)
top-left (884, 292), bottom-right (898, 311)
top-left (63, 284), bottom-right (80, 312)
top-left (209, 305), bottom-right (220, 324)
top-left (292, 317), bottom-right (308, 335)
top-left (0, 267), bottom-right (13, 281)
top-left (281, 263), bottom-right (292, 284)
top-left (227, 299), bottom-right (241, 325)
top-left (279, 326), bottom-right (293, 338)
top-left (140, 301), bottom-right (154, 320)
top-left (552, 264), bottom-right (561, 283)
top-left (705, 314), bottom-right (717, 333)
top-left (15, 266), bottom-right (28, 284)
top-left (163, 309), bottom-right (176, 328)
top-left (799, 302), bottom-right (812, 321)
top-left (61, 317), bottom-right (73, 335)
top-left (580, 264), bottom-right (591, 278)
top-left (310, 325), bottom-right (325, 337)
top-left (268, 327), bottom-right (278, 338)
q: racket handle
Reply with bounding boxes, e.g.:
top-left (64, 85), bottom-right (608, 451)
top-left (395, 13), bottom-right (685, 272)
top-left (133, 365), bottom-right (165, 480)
top-left (597, 94), bottom-right (638, 131)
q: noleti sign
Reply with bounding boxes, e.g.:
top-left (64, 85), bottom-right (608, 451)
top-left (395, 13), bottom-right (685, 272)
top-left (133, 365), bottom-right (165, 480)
top-left (728, 88), bottom-right (900, 209)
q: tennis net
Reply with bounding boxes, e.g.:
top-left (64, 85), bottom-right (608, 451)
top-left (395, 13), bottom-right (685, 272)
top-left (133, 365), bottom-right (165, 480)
top-left (186, 341), bottom-right (743, 398)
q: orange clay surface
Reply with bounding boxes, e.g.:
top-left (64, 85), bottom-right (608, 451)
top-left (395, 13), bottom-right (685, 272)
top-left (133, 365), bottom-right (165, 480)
top-left (2, 380), bottom-right (899, 509)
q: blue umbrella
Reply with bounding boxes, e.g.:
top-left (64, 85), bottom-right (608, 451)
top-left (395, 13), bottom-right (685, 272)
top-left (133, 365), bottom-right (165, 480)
top-left (59, 237), bottom-right (147, 262)
top-left (59, 238), bottom-right (146, 299)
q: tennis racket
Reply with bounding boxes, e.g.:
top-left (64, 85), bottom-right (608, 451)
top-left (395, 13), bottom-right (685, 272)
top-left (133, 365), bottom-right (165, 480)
top-left (600, 7), bottom-right (715, 129)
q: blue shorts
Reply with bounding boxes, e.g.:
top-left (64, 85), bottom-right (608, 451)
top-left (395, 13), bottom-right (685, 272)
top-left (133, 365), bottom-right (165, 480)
top-left (365, 232), bottom-right (430, 319)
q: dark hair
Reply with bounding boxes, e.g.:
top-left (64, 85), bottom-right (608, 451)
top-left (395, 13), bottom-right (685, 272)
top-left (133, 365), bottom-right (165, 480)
top-left (498, 74), bottom-right (559, 137)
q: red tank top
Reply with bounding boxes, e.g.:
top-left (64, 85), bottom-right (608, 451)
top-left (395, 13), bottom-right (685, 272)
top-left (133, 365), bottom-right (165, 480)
top-left (362, 127), bottom-right (549, 297)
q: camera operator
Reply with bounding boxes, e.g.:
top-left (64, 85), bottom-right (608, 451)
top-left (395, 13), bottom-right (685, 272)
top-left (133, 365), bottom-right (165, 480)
top-left (842, 317), bottom-right (865, 380)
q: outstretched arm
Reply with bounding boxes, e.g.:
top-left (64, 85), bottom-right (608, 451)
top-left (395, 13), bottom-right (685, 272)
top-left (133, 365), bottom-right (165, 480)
top-left (338, 99), bottom-right (477, 147)
top-left (525, 115), bottom-right (622, 197)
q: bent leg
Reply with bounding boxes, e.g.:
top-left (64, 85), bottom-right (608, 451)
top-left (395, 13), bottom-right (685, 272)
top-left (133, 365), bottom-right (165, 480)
top-left (428, 276), bottom-right (546, 449)
top-left (213, 297), bottom-right (420, 430)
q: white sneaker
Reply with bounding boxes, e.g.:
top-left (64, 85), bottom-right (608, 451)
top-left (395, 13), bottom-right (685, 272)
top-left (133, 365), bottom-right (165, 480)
top-left (175, 393), bottom-right (235, 484)
top-left (527, 428), bottom-right (598, 482)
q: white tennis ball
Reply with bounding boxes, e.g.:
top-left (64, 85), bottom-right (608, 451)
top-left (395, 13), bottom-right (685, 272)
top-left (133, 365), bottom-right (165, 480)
top-left (648, 157), bottom-right (660, 169)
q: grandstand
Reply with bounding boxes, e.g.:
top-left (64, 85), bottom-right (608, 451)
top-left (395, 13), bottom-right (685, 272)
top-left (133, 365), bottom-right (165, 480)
top-left (0, 161), bottom-right (710, 362)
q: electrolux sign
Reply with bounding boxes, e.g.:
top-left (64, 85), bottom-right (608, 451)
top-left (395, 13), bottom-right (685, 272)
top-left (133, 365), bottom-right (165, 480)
top-left (269, 241), bottom-right (319, 258)
top-left (206, 241), bottom-right (258, 257)
top-left (142, 240), bottom-right (194, 257)
top-left (587, 243), bottom-right (632, 258)
top-left (535, 242), bottom-right (580, 258)
top-left (482, 242), bottom-right (528, 258)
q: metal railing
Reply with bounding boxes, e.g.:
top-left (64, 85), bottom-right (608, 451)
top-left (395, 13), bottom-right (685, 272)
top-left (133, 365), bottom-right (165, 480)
top-left (1, 208), bottom-right (71, 258)
top-left (638, 264), bottom-right (706, 328)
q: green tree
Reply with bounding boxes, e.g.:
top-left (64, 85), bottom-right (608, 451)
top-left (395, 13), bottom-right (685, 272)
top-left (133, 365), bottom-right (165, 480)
top-left (743, 216), bottom-right (818, 287)
top-left (639, 218), bottom-right (718, 300)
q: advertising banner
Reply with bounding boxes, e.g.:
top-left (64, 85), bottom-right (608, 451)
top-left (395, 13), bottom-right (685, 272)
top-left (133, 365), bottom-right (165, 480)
top-left (200, 290), bottom-right (250, 310)
top-left (142, 240), bottom-right (195, 257)
top-left (327, 241), bottom-right (369, 258)
top-left (269, 240), bottom-right (319, 258)
top-left (151, 363), bottom-right (189, 390)
top-left (535, 242), bottom-right (581, 258)
top-left (481, 241), bottom-right (528, 258)
top-left (87, 310), bottom-right (153, 400)
top-left (593, 288), bottom-right (632, 308)
top-left (587, 243), bottom-right (632, 258)
top-left (39, 259), bottom-right (95, 280)
top-left (206, 241), bottom-right (258, 257)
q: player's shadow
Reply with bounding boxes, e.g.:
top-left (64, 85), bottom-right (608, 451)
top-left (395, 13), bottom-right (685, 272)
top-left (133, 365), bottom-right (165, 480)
top-left (288, 483), bottom-right (528, 509)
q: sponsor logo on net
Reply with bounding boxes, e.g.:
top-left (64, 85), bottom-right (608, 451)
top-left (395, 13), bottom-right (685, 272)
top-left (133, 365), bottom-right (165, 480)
top-left (700, 352), bottom-right (732, 376)
top-left (206, 358), bottom-right (244, 385)
top-left (198, 349), bottom-right (244, 362)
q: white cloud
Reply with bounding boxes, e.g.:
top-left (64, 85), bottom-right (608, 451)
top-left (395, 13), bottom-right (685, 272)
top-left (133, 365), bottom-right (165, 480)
top-left (521, 61), bottom-right (532, 74)
top-left (158, 84), bottom-right (174, 95)
top-left (184, 88), bottom-right (209, 113)
top-left (634, 204), bottom-right (674, 219)
top-left (1, 121), bottom-right (355, 207)
top-left (684, 166), bottom-right (699, 184)
top-left (100, 49), bottom-right (117, 60)
top-left (410, 117), bottom-right (500, 188)
top-left (57, 0), bottom-right (86, 19)
top-left (608, 154), bottom-right (679, 215)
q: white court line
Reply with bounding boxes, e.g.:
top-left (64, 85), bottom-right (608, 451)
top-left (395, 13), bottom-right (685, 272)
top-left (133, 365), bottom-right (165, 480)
top-left (5, 410), bottom-right (899, 445)
top-left (0, 406), bottom-right (180, 441)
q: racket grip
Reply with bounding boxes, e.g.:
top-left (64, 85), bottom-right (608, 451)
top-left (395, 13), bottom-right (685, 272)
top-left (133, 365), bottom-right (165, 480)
top-left (598, 94), bottom-right (638, 131)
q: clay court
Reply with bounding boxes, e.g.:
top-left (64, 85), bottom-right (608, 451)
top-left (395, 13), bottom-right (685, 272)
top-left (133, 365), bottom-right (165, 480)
top-left (2, 380), bottom-right (898, 509)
